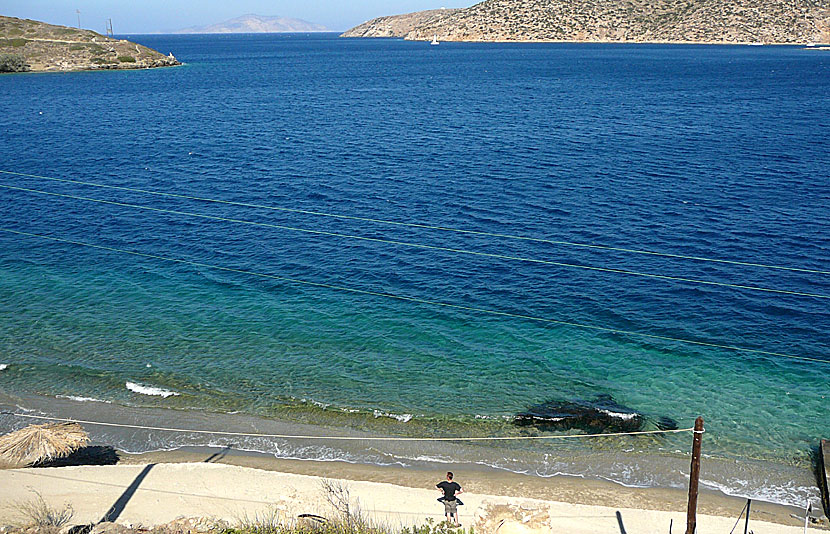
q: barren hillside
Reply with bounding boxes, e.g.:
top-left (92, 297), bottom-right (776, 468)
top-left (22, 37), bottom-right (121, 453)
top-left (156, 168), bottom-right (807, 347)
top-left (342, 0), bottom-right (830, 43)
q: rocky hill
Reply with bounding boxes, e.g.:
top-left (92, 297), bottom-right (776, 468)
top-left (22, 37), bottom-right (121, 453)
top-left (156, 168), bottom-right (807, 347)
top-left (175, 14), bottom-right (329, 34)
top-left (341, 9), bottom-right (461, 38)
top-left (342, 0), bottom-right (830, 44)
top-left (0, 16), bottom-right (180, 73)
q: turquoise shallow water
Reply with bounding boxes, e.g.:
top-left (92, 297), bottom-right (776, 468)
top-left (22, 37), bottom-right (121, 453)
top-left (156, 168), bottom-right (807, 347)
top-left (0, 34), bottom-right (828, 506)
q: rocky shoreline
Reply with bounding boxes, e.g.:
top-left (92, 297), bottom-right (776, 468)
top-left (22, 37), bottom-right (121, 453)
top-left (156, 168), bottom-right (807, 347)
top-left (0, 16), bottom-right (180, 73)
top-left (342, 0), bottom-right (830, 44)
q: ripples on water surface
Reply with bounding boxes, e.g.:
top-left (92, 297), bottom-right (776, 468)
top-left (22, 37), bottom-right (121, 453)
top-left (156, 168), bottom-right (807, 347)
top-left (0, 34), bottom-right (828, 506)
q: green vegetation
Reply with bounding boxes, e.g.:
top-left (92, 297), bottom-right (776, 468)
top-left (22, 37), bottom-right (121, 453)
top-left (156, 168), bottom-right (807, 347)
top-left (6, 38), bottom-right (28, 47)
top-left (0, 53), bottom-right (28, 72)
top-left (7, 28), bottom-right (24, 36)
top-left (117, 55), bottom-right (136, 63)
top-left (401, 519), bottom-right (473, 534)
top-left (218, 516), bottom-right (471, 534)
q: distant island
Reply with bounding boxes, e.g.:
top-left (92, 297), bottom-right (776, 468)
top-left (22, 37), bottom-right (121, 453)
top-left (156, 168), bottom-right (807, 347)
top-left (174, 14), bottom-right (329, 34)
top-left (0, 16), bottom-right (180, 73)
top-left (342, 0), bottom-right (830, 44)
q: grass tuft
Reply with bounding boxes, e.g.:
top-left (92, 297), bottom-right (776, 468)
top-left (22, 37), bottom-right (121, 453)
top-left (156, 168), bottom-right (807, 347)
top-left (15, 490), bottom-right (74, 528)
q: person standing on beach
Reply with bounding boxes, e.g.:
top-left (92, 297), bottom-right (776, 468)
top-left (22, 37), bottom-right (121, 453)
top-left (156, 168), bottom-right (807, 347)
top-left (436, 471), bottom-right (463, 526)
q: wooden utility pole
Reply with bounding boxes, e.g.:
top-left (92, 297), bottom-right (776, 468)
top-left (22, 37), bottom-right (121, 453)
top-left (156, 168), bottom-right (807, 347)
top-left (76, 9), bottom-right (81, 29)
top-left (685, 416), bottom-right (704, 534)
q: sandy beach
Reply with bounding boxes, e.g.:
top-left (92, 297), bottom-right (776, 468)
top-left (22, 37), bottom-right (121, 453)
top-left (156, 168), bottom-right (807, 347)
top-left (0, 447), bottom-right (825, 533)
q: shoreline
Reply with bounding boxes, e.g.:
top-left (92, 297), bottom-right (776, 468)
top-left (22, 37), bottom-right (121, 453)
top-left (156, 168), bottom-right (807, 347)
top-left (0, 447), bottom-right (826, 532)
top-left (340, 34), bottom-right (825, 46)
top-left (18, 63), bottom-right (182, 74)
top-left (0, 392), bottom-right (823, 511)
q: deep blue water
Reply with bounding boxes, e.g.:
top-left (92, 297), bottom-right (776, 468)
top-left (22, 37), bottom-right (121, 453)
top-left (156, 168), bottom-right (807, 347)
top-left (0, 34), bottom-right (828, 505)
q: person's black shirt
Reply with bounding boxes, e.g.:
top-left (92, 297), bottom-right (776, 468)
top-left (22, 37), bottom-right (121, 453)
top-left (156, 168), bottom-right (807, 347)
top-left (437, 480), bottom-right (461, 501)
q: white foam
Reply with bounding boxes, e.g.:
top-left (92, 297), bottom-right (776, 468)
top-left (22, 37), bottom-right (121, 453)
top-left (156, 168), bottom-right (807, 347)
top-left (391, 453), bottom-right (455, 464)
top-left (598, 408), bottom-right (638, 421)
top-left (699, 477), bottom-right (816, 508)
top-left (57, 395), bottom-right (112, 404)
top-left (0, 364), bottom-right (7, 371)
top-left (373, 410), bottom-right (413, 423)
top-left (474, 414), bottom-right (513, 421)
top-left (126, 381), bottom-right (179, 398)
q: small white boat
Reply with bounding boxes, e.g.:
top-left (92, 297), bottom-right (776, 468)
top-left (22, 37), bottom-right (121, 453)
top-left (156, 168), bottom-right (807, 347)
top-left (806, 43), bottom-right (817, 47)
top-left (430, 35), bottom-right (439, 45)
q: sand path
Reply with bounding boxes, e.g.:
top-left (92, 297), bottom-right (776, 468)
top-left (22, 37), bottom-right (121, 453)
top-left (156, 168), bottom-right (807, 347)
top-left (0, 463), bottom-right (822, 533)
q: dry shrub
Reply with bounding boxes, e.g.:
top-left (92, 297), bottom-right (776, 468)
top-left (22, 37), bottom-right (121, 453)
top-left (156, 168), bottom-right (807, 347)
top-left (15, 490), bottom-right (74, 528)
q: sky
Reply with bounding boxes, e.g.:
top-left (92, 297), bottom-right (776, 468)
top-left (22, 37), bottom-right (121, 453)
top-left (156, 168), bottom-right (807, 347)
top-left (2, 1), bottom-right (471, 33)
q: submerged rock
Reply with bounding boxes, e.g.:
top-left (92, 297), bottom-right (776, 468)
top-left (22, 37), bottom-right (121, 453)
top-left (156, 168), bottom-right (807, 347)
top-left (656, 416), bottom-right (680, 431)
top-left (513, 394), bottom-right (644, 433)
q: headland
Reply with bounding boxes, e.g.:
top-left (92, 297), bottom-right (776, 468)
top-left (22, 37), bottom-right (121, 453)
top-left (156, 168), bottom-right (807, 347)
top-left (0, 16), bottom-right (180, 73)
top-left (341, 0), bottom-right (830, 44)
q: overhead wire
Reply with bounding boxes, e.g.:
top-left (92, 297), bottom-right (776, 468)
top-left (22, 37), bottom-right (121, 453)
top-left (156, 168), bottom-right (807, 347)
top-left (0, 227), bottom-right (825, 364)
top-left (3, 412), bottom-right (696, 440)
top-left (1, 183), bottom-right (827, 300)
top-left (1, 169), bottom-right (827, 276)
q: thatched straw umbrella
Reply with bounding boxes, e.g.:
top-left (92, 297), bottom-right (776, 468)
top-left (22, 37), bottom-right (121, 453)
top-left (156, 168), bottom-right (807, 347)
top-left (0, 422), bottom-right (89, 467)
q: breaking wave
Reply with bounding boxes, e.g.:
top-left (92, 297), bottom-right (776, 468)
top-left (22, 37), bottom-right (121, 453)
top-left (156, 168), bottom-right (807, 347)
top-left (125, 381), bottom-right (179, 398)
top-left (57, 395), bottom-right (112, 404)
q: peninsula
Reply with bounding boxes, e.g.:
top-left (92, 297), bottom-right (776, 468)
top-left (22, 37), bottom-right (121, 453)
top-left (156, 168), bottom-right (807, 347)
top-left (0, 16), bottom-right (180, 73)
top-left (342, 0), bottom-right (830, 44)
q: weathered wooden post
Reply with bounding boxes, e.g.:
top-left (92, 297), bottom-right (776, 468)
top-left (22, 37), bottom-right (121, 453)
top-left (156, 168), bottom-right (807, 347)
top-left (685, 416), bottom-right (704, 534)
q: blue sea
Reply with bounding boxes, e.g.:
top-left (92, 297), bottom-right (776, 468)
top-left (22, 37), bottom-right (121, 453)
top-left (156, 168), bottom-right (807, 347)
top-left (0, 34), bottom-right (828, 507)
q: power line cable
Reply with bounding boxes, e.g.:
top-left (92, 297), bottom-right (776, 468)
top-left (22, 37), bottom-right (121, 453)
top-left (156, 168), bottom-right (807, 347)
top-left (2, 412), bottom-right (696, 440)
top-left (2, 169), bottom-right (826, 276)
top-left (2, 183), bottom-right (827, 300)
top-left (0, 227), bottom-right (824, 365)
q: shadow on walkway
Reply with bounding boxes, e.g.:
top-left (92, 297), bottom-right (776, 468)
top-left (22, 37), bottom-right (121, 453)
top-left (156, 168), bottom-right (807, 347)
top-left (616, 510), bottom-right (628, 534)
top-left (100, 464), bottom-right (155, 523)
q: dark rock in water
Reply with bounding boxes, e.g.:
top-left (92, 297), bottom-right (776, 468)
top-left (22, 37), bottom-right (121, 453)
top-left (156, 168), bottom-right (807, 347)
top-left (656, 416), bottom-right (679, 431)
top-left (514, 394), bottom-right (644, 433)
